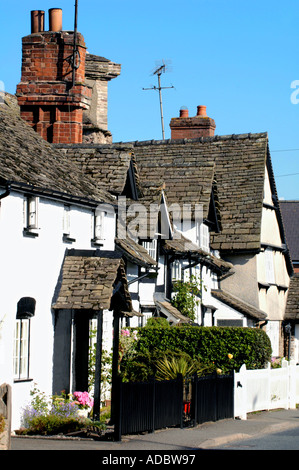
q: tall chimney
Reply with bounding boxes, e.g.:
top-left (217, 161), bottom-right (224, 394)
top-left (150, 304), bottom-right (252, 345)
top-left (17, 9), bottom-right (91, 144)
top-left (170, 106), bottom-right (216, 140)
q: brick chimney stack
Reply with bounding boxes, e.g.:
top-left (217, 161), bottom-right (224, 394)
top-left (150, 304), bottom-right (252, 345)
top-left (16, 9), bottom-right (91, 144)
top-left (170, 106), bottom-right (216, 140)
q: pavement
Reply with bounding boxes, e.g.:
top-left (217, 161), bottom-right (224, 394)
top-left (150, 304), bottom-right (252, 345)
top-left (9, 408), bottom-right (299, 452)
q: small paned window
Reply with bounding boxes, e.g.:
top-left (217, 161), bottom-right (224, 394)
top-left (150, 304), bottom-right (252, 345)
top-left (142, 239), bottom-right (157, 260)
top-left (13, 297), bottom-right (36, 381)
top-left (93, 211), bottom-right (106, 242)
top-left (23, 196), bottom-right (39, 236)
top-left (63, 205), bottom-right (71, 236)
top-left (171, 260), bottom-right (182, 281)
top-left (13, 318), bottom-right (30, 380)
top-left (196, 222), bottom-right (210, 252)
top-left (27, 196), bottom-right (38, 229)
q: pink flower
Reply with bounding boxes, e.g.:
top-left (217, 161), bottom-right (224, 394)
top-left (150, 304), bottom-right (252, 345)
top-left (121, 329), bottom-right (130, 337)
top-left (73, 391), bottom-right (94, 409)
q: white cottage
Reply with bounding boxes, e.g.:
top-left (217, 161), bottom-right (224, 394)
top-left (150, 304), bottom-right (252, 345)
top-left (0, 101), bottom-right (146, 429)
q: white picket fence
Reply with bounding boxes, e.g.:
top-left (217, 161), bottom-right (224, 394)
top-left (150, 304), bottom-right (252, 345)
top-left (234, 360), bottom-right (299, 420)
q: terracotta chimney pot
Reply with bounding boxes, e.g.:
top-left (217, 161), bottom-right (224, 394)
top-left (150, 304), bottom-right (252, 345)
top-left (31, 10), bottom-right (45, 34)
top-left (180, 108), bottom-right (189, 118)
top-left (197, 105), bottom-right (207, 116)
top-left (49, 8), bottom-right (63, 32)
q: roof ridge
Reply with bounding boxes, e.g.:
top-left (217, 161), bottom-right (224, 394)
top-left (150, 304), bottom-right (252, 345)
top-left (119, 132), bottom-right (268, 147)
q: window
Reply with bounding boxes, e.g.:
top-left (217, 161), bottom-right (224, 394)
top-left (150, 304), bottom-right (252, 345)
top-left (13, 297), bottom-right (35, 380)
top-left (196, 222), bottom-right (210, 252)
top-left (171, 260), bottom-right (182, 281)
top-left (24, 196), bottom-right (39, 235)
top-left (13, 318), bottom-right (30, 380)
top-left (265, 248), bottom-right (275, 284)
top-left (63, 205), bottom-right (71, 236)
top-left (211, 271), bottom-right (218, 289)
top-left (62, 205), bottom-right (76, 242)
top-left (142, 239), bottom-right (157, 260)
top-left (92, 211), bottom-right (105, 243)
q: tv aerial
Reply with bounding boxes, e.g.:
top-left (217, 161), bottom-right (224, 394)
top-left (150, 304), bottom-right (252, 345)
top-left (143, 60), bottom-right (174, 140)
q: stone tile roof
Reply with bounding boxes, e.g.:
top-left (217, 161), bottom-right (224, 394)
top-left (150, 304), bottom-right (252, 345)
top-left (52, 251), bottom-right (132, 311)
top-left (154, 298), bottom-right (191, 324)
top-left (131, 140), bottom-right (216, 221)
top-left (280, 201), bottom-right (299, 263)
top-left (211, 289), bottom-right (267, 320)
top-left (0, 105), bottom-right (114, 205)
top-left (285, 274), bottom-right (299, 320)
top-left (115, 237), bottom-right (157, 267)
top-left (129, 133), bottom-right (269, 252)
top-left (53, 143), bottom-right (140, 198)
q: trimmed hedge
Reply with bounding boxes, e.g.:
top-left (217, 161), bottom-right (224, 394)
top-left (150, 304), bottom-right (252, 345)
top-left (133, 326), bottom-right (272, 373)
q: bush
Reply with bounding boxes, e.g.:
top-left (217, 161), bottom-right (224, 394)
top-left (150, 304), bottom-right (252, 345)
top-left (17, 414), bottom-right (88, 436)
top-left (120, 326), bottom-right (272, 379)
top-left (18, 387), bottom-right (100, 436)
top-left (145, 317), bottom-right (170, 328)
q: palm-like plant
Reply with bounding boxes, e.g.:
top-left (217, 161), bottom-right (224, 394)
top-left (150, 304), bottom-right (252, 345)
top-left (154, 353), bottom-right (212, 380)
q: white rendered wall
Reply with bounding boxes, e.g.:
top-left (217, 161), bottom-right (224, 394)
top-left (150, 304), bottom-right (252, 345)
top-left (0, 191), bottom-right (116, 430)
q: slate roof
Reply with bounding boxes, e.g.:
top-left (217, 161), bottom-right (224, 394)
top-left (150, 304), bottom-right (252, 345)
top-left (54, 143), bottom-right (141, 198)
top-left (130, 140), bottom-right (216, 221)
top-left (280, 201), bottom-right (299, 263)
top-left (130, 133), bottom-right (270, 252)
top-left (115, 237), bottom-right (157, 268)
top-left (211, 289), bottom-right (267, 320)
top-left (285, 274), bottom-right (299, 320)
top-left (52, 251), bottom-right (132, 311)
top-left (0, 105), bottom-right (114, 205)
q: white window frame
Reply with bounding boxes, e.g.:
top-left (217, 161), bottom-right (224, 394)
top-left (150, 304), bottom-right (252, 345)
top-left (196, 222), bottom-right (210, 252)
top-left (211, 271), bottom-right (218, 289)
top-left (13, 318), bottom-right (30, 380)
top-left (142, 239), bottom-right (157, 260)
top-left (171, 260), bottom-right (182, 281)
top-left (93, 210), bottom-right (106, 242)
top-left (63, 205), bottom-right (71, 236)
top-left (25, 196), bottom-right (39, 230)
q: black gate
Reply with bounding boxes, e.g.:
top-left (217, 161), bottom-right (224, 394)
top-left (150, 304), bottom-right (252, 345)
top-left (190, 372), bottom-right (234, 425)
top-left (114, 375), bottom-right (183, 440)
top-left (114, 372), bottom-right (234, 440)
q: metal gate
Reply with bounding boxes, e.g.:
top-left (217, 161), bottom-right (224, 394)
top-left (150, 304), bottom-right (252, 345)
top-left (114, 372), bottom-right (234, 440)
top-left (190, 372), bottom-right (234, 425)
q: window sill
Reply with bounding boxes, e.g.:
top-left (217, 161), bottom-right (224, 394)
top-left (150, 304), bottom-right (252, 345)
top-left (63, 234), bottom-right (76, 243)
top-left (23, 228), bottom-right (39, 237)
top-left (13, 378), bottom-right (33, 383)
top-left (91, 238), bottom-right (104, 247)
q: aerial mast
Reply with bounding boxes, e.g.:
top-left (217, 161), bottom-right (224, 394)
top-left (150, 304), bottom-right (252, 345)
top-left (143, 61), bottom-right (174, 140)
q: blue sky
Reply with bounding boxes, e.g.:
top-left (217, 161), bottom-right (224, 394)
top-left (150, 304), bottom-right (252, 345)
top-left (1, 0), bottom-right (299, 200)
